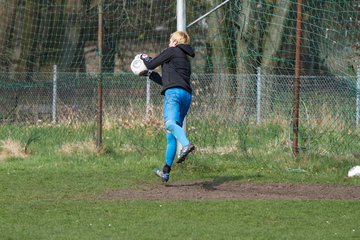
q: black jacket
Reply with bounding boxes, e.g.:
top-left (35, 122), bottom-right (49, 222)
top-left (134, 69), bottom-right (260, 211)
top-left (143, 44), bottom-right (195, 95)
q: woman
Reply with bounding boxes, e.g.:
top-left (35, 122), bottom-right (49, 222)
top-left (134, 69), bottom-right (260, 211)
top-left (141, 31), bottom-right (196, 182)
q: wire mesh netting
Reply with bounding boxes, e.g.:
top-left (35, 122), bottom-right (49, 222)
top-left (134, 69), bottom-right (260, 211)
top-left (0, 71), bottom-right (358, 158)
top-left (0, 0), bottom-right (359, 159)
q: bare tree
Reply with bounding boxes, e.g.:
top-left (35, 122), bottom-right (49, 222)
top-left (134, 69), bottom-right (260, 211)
top-left (16, 0), bottom-right (43, 80)
top-left (102, 0), bottom-right (120, 73)
top-left (56, 0), bottom-right (86, 72)
top-left (0, 0), bottom-right (19, 72)
top-left (203, 0), bottom-right (231, 112)
top-left (260, 0), bottom-right (291, 74)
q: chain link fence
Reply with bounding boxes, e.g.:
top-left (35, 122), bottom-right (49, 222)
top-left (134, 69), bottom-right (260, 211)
top-left (0, 71), bottom-right (359, 158)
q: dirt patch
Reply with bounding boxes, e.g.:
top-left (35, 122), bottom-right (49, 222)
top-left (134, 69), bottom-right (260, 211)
top-left (102, 181), bottom-right (360, 201)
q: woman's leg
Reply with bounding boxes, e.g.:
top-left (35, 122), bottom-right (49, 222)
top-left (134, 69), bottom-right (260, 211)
top-left (155, 88), bottom-right (194, 181)
top-left (163, 88), bottom-right (190, 147)
top-left (165, 132), bottom-right (177, 167)
top-left (179, 88), bottom-right (192, 128)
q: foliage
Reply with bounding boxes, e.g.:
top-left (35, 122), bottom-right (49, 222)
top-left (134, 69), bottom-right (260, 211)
top-left (0, 125), bottom-right (359, 239)
top-left (0, 1), bottom-right (358, 75)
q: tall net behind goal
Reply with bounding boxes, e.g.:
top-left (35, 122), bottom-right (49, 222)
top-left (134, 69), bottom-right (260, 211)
top-left (0, 0), bottom-right (358, 160)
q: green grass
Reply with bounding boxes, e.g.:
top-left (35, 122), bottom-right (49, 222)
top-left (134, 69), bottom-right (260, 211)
top-left (0, 124), bottom-right (359, 239)
top-left (1, 199), bottom-right (359, 239)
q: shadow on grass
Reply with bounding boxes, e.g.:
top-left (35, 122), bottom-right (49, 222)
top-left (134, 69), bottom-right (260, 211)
top-left (165, 173), bottom-right (264, 191)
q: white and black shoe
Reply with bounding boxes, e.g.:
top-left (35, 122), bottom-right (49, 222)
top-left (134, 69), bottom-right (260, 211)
top-left (154, 168), bottom-right (170, 182)
top-left (176, 143), bottom-right (195, 164)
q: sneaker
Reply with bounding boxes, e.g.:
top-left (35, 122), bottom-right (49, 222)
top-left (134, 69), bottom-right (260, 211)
top-left (176, 143), bottom-right (195, 164)
top-left (154, 168), bottom-right (170, 182)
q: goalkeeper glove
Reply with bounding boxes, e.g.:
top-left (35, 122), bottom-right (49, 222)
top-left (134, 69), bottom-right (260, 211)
top-left (140, 54), bottom-right (152, 62)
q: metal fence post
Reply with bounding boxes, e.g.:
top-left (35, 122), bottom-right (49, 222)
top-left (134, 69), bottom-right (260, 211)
top-left (52, 65), bottom-right (57, 124)
top-left (146, 76), bottom-right (151, 119)
top-left (97, 2), bottom-right (103, 148)
top-left (177, 0), bottom-right (186, 31)
top-left (356, 67), bottom-right (360, 126)
top-left (292, 0), bottom-right (303, 157)
top-left (256, 67), bottom-right (262, 124)
top-left (177, 0), bottom-right (186, 152)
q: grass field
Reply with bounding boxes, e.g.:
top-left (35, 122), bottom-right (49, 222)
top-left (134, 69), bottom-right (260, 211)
top-left (0, 124), bottom-right (359, 239)
top-left (1, 199), bottom-right (359, 239)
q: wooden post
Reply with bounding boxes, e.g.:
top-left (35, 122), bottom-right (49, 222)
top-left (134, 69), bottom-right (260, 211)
top-left (97, 1), bottom-right (103, 148)
top-left (293, 0), bottom-right (303, 157)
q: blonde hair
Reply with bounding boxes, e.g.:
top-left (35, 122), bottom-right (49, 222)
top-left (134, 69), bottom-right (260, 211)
top-left (170, 31), bottom-right (190, 44)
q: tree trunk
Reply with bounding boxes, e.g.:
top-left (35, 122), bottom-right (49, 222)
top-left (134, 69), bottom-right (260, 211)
top-left (38, 0), bottom-right (66, 72)
top-left (235, 0), bottom-right (261, 118)
top-left (16, 0), bottom-right (42, 81)
top-left (205, 0), bottom-right (229, 114)
top-left (102, 0), bottom-right (119, 73)
top-left (236, 0), bottom-right (257, 74)
top-left (0, 0), bottom-right (19, 72)
top-left (56, 0), bottom-right (83, 72)
top-left (260, 0), bottom-right (291, 74)
top-left (301, 1), bottom-right (326, 75)
top-left (71, 0), bottom-right (92, 73)
top-left (260, 0), bottom-right (291, 119)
